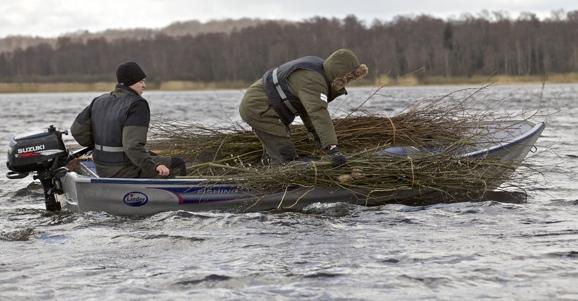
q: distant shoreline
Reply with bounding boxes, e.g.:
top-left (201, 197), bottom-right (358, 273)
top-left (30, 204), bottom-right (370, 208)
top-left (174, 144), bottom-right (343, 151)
top-left (1, 74), bottom-right (578, 93)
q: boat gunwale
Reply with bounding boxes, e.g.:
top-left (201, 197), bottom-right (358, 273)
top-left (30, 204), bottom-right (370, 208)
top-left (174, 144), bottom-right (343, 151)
top-left (461, 121), bottom-right (545, 158)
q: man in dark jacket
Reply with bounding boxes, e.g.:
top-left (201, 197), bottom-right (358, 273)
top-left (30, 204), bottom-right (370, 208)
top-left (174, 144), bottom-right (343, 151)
top-left (239, 49), bottom-right (368, 166)
top-left (71, 61), bottom-right (186, 178)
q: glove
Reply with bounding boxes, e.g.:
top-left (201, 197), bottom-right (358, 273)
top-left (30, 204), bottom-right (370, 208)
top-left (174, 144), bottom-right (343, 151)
top-left (327, 145), bottom-right (347, 168)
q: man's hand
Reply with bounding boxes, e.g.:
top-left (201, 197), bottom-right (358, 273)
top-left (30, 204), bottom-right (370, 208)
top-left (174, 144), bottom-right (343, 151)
top-left (326, 145), bottom-right (347, 168)
top-left (156, 164), bottom-right (170, 177)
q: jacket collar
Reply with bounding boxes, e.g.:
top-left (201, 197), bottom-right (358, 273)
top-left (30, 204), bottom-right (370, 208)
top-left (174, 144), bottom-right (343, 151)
top-left (114, 83), bottom-right (140, 96)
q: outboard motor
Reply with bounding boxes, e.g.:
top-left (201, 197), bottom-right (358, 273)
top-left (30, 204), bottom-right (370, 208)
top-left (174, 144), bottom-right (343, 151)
top-left (6, 125), bottom-right (90, 211)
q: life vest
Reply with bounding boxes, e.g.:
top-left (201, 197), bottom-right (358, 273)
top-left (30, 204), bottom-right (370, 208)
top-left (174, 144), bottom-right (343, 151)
top-left (262, 56), bottom-right (334, 125)
top-left (90, 87), bottom-right (145, 165)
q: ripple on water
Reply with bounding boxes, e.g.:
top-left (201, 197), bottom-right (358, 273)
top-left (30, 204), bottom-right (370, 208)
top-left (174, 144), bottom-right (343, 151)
top-left (173, 274), bottom-right (233, 287)
top-left (545, 251), bottom-right (578, 259)
top-left (0, 227), bottom-right (34, 241)
top-left (4, 182), bottom-right (43, 199)
top-left (301, 202), bottom-right (357, 216)
top-left (36, 232), bottom-right (68, 244)
top-left (302, 271), bottom-right (344, 279)
top-left (398, 274), bottom-right (453, 289)
top-left (547, 198), bottom-right (578, 206)
top-left (131, 233), bottom-right (206, 243)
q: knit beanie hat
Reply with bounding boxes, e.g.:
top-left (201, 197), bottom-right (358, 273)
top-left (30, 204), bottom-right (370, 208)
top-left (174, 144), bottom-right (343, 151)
top-left (116, 62), bottom-right (147, 86)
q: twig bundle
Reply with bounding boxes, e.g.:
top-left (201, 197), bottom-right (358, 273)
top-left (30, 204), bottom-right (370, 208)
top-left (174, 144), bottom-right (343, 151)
top-left (150, 98), bottom-right (483, 165)
top-left (149, 97), bottom-right (527, 199)
top-left (226, 151), bottom-right (516, 196)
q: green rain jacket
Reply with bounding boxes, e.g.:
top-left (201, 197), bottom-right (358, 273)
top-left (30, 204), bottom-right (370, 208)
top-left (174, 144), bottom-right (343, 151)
top-left (239, 49), bottom-right (361, 148)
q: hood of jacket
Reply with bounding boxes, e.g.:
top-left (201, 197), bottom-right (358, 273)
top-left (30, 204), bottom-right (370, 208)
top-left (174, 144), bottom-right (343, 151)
top-left (323, 49), bottom-right (361, 82)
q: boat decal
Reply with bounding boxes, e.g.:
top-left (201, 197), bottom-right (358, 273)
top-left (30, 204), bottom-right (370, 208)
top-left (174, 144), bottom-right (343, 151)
top-left (17, 144), bottom-right (45, 153)
top-left (15, 148), bottom-right (64, 158)
top-left (37, 149), bottom-right (65, 156)
top-left (152, 186), bottom-right (245, 205)
top-left (123, 192), bottom-right (149, 207)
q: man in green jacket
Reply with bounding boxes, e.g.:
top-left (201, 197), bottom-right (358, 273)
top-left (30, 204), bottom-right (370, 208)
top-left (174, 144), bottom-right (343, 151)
top-left (71, 62), bottom-right (186, 178)
top-left (239, 49), bottom-right (368, 166)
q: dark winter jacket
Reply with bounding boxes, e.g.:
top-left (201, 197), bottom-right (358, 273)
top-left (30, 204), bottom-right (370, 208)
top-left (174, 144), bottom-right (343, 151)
top-left (71, 84), bottom-right (158, 178)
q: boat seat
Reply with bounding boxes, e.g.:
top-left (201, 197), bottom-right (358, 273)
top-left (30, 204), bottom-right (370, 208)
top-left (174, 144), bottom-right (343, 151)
top-left (78, 160), bottom-right (99, 178)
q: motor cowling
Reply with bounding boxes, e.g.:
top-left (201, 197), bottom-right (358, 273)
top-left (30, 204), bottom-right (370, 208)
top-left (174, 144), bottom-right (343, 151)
top-left (6, 125), bottom-right (93, 212)
top-left (6, 125), bottom-right (69, 177)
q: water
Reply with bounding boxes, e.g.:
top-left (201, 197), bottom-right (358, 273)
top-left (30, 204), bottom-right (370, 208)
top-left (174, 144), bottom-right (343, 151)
top-left (1, 85), bottom-right (577, 300)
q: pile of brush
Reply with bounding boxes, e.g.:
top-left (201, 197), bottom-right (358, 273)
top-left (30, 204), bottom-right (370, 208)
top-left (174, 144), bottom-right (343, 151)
top-left (149, 98), bottom-right (522, 199)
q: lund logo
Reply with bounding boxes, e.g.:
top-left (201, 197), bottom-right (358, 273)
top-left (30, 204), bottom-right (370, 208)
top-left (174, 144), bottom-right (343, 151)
top-left (123, 192), bottom-right (148, 207)
top-left (17, 144), bottom-right (45, 154)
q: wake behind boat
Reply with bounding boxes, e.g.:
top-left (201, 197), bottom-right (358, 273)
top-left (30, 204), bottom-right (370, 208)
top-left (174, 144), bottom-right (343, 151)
top-left (5, 120), bottom-right (545, 216)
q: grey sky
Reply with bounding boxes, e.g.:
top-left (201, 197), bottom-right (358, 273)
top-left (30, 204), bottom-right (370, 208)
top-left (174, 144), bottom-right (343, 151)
top-left (0, 0), bottom-right (576, 38)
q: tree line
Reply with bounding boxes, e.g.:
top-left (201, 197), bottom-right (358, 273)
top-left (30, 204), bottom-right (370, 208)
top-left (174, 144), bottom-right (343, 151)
top-left (1, 12), bottom-right (578, 83)
top-left (0, 19), bottom-right (267, 54)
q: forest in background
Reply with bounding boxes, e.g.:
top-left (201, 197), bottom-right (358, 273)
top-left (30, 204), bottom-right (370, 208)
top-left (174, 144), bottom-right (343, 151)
top-left (1, 11), bottom-right (578, 86)
top-left (0, 18), bottom-right (268, 54)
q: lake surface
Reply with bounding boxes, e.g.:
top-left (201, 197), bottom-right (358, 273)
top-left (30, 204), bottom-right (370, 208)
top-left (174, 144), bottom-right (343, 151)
top-left (1, 85), bottom-right (577, 300)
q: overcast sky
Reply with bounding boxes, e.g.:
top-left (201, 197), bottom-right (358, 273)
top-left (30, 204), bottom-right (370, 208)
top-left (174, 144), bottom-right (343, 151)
top-left (0, 0), bottom-right (576, 38)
